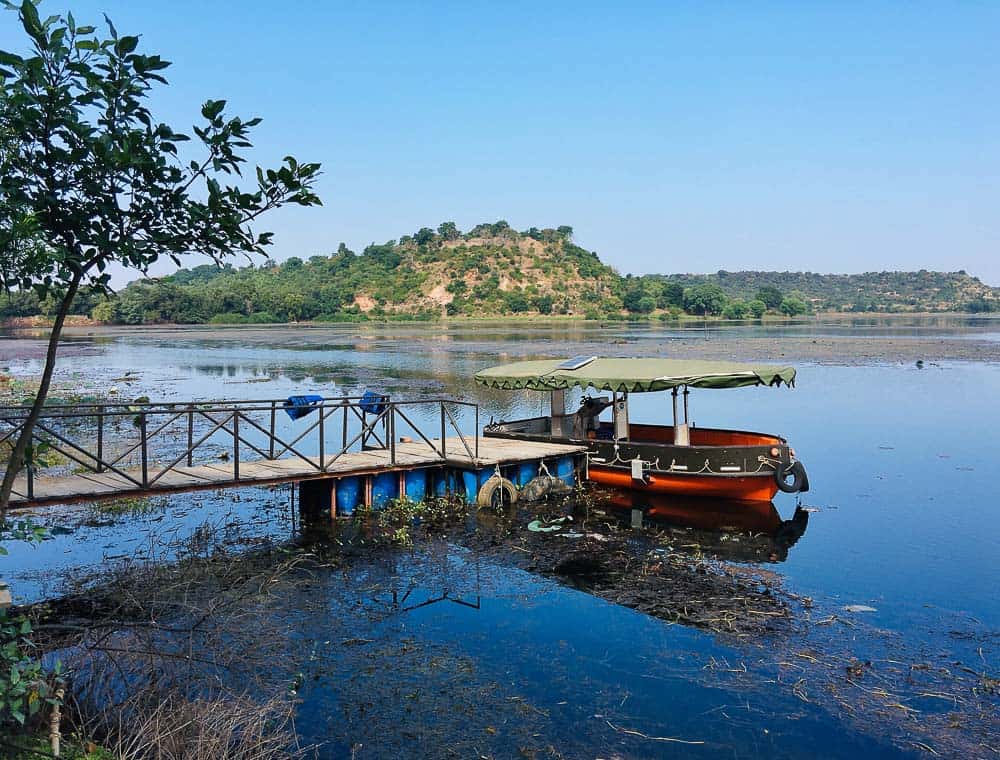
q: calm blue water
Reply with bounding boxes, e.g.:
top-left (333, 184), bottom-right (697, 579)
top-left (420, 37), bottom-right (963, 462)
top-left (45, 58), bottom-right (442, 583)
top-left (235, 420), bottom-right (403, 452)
top-left (2, 320), bottom-right (998, 757)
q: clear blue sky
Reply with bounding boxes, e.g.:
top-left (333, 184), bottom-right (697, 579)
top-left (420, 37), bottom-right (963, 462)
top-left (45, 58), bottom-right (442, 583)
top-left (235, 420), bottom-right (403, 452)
top-left (3, 1), bottom-right (998, 285)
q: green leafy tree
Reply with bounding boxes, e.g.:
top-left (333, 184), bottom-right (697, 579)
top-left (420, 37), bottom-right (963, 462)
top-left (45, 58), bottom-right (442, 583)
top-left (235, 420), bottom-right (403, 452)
top-left (413, 227), bottom-right (435, 245)
top-left (0, 2), bottom-right (321, 513)
top-left (657, 281), bottom-right (684, 308)
top-left (363, 242), bottom-right (401, 269)
top-left (748, 299), bottom-right (767, 318)
top-left (963, 297), bottom-right (998, 313)
top-left (437, 221), bottom-right (459, 240)
top-left (503, 290), bottom-right (530, 313)
top-left (281, 292), bottom-right (306, 321)
top-left (90, 299), bottom-right (114, 322)
top-left (779, 296), bottom-right (808, 316)
top-left (636, 295), bottom-right (656, 314)
top-left (533, 294), bottom-right (554, 314)
top-left (683, 283), bottom-right (728, 315)
top-left (756, 285), bottom-right (784, 309)
top-left (722, 300), bottom-right (750, 319)
top-left (622, 281), bottom-right (647, 313)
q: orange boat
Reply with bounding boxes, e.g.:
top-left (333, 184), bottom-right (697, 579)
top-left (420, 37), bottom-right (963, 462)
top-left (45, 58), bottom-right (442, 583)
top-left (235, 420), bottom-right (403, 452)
top-left (475, 356), bottom-right (809, 504)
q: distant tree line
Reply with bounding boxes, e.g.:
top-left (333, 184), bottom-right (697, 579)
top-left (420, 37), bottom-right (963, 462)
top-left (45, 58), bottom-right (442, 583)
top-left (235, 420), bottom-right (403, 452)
top-left (2, 222), bottom-right (995, 324)
top-left (611, 277), bottom-right (809, 320)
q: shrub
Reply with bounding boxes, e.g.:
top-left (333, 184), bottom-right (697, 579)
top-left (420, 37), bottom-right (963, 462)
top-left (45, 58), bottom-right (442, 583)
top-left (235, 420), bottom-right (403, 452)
top-left (1, 521), bottom-right (60, 732)
top-left (314, 312), bottom-right (368, 323)
top-left (209, 313), bottom-right (249, 324)
top-left (90, 300), bottom-right (115, 323)
top-left (246, 312), bottom-right (278, 324)
top-left (533, 295), bottom-right (554, 314)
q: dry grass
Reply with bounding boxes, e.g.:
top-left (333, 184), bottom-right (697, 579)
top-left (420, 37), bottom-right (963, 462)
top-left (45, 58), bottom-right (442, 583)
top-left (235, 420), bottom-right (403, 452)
top-left (25, 520), bottom-right (325, 759)
top-left (99, 692), bottom-right (306, 760)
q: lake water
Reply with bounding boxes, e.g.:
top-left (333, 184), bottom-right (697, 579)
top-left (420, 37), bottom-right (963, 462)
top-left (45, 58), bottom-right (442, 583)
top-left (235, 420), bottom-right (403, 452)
top-left (1, 318), bottom-right (998, 757)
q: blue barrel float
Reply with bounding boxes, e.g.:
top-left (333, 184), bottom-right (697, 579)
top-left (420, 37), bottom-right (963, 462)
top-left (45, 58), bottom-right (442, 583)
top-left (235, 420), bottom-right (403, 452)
top-left (335, 476), bottom-right (361, 516)
top-left (516, 461), bottom-right (538, 487)
top-left (404, 469), bottom-right (427, 502)
top-left (459, 468), bottom-right (502, 503)
top-left (555, 456), bottom-right (575, 485)
top-left (372, 471), bottom-right (398, 508)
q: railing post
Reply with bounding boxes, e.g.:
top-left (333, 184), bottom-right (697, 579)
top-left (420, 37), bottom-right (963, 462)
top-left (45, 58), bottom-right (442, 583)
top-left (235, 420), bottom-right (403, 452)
top-left (389, 404), bottom-right (396, 465)
top-left (440, 403), bottom-right (446, 458)
top-left (475, 404), bottom-right (479, 460)
top-left (318, 405), bottom-right (325, 471)
top-left (187, 405), bottom-right (194, 467)
top-left (139, 412), bottom-right (148, 488)
top-left (233, 411), bottom-right (240, 481)
top-left (342, 400), bottom-right (348, 452)
top-left (269, 401), bottom-right (277, 459)
top-left (26, 449), bottom-right (33, 501)
top-left (96, 405), bottom-right (104, 472)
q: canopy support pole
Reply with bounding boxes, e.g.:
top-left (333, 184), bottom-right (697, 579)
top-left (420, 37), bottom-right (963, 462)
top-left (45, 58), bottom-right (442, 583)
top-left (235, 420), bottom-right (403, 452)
top-left (550, 389), bottom-right (566, 437)
top-left (673, 385), bottom-right (690, 446)
top-left (613, 391), bottom-right (629, 441)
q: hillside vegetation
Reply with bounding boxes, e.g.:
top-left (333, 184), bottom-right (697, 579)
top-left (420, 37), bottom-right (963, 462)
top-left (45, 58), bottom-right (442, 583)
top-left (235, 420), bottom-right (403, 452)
top-left (3, 222), bottom-right (997, 324)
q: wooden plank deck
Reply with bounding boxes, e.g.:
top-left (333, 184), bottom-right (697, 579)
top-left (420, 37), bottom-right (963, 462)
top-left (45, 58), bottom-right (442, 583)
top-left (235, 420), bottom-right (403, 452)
top-left (7, 437), bottom-right (586, 508)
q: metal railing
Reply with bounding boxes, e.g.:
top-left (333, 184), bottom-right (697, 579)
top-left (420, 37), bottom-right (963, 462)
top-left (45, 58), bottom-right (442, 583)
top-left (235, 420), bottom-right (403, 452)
top-left (0, 396), bottom-right (480, 500)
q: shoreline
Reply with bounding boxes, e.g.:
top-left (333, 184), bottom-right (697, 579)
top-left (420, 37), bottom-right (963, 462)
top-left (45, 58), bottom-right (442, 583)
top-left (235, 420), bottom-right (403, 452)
top-left (4, 310), bottom-right (998, 333)
top-left (2, 318), bottom-right (1000, 368)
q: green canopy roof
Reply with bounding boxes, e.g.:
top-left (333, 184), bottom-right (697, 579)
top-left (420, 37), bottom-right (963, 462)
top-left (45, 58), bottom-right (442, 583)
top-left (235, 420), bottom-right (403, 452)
top-left (474, 358), bottom-right (796, 393)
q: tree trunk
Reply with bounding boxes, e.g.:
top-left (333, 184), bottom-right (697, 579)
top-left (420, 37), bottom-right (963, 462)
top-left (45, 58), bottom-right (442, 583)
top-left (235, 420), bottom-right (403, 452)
top-left (0, 271), bottom-right (82, 518)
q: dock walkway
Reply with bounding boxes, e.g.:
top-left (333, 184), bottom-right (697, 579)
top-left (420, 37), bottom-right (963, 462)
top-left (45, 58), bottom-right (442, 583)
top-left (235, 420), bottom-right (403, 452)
top-left (7, 437), bottom-right (584, 508)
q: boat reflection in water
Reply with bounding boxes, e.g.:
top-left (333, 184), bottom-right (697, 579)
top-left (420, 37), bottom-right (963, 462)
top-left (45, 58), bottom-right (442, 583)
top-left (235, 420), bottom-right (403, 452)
top-left (601, 490), bottom-right (810, 563)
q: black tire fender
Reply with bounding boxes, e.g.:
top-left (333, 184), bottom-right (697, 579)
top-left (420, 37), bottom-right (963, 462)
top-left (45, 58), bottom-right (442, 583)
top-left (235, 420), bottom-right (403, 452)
top-left (476, 475), bottom-right (519, 508)
top-left (775, 460), bottom-right (810, 493)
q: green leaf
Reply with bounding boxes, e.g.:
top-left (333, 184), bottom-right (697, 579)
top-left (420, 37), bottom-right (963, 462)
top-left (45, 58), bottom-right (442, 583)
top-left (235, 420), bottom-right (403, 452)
top-left (201, 99), bottom-right (226, 120)
top-left (116, 35), bottom-right (138, 55)
top-left (19, 0), bottom-right (40, 29)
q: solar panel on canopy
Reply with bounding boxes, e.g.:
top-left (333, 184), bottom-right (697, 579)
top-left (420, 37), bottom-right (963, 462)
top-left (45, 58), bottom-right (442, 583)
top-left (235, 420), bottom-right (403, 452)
top-left (555, 355), bottom-right (597, 371)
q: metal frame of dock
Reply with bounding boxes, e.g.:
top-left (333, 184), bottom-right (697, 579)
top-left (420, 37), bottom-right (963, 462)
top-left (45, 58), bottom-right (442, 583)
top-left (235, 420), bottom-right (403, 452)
top-left (1, 396), bottom-right (586, 511)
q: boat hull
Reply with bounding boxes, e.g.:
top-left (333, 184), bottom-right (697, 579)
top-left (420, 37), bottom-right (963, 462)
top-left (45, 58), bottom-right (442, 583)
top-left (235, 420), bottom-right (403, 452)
top-left (588, 463), bottom-right (780, 503)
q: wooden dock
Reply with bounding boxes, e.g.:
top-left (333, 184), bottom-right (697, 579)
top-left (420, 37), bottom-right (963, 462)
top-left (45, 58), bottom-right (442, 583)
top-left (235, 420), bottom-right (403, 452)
top-left (7, 436), bottom-right (586, 509)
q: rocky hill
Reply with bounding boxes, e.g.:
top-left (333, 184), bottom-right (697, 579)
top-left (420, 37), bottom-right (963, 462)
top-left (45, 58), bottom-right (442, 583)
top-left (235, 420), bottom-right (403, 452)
top-left (94, 223), bottom-right (623, 323)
